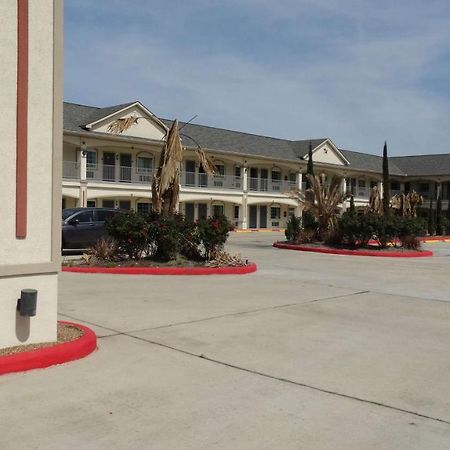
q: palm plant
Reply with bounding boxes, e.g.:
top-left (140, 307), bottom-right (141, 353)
top-left (291, 174), bottom-right (350, 239)
top-left (108, 116), bottom-right (215, 216)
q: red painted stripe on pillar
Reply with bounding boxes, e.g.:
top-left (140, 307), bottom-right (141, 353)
top-left (16, 0), bottom-right (29, 239)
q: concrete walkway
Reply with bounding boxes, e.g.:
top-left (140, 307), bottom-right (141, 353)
top-left (1, 233), bottom-right (450, 449)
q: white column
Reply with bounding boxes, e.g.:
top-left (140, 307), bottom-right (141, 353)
top-left (80, 145), bottom-right (87, 181)
top-left (437, 181), bottom-right (442, 199)
top-left (377, 180), bottom-right (383, 198)
top-left (242, 166), bottom-right (248, 192)
top-left (115, 153), bottom-right (120, 182)
top-left (341, 178), bottom-right (348, 212)
top-left (79, 181), bottom-right (88, 207)
top-left (297, 171), bottom-right (303, 191)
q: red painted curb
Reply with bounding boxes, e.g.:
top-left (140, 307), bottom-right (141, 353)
top-left (0, 321), bottom-right (97, 376)
top-left (273, 242), bottom-right (433, 258)
top-left (418, 236), bottom-right (450, 242)
top-left (61, 263), bottom-right (257, 275)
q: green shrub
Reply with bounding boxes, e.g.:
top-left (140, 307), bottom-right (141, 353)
top-left (302, 210), bottom-right (317, 231)
top-left (173, 213), bottom-right (203, 261)
top-left (147, 214), bottom-right (182, 261)
top-left (335, 213), bottom-right (424, 250)
top-left (197, 215), bottom-right (234, 260)
top-left (105, 212), bottom-right (149, 259)
top-left (285, 215), bottom-right (302, 242)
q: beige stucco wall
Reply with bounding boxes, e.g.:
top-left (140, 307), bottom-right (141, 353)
top-left (311, 141), bottom-right (346, 166)
top-left (0, 0), bottom-right (62, 347)
top-left (92, 105), bottom-right (167, 140)
top-left (0, 1), bottom-right (57, 266)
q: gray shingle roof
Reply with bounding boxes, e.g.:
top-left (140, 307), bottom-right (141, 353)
top-left (63, 102), bottom-right (450, 177)
top-left (390, 154), bottom-right (450, 177)
top-left (63, 101), bottom-right (136, 132)
top-left (340, 149), bottom-right (405, 176)
top-left (290, 139), bottom-right (328, 158)
top-left (162, 119), bottom-right (302, 161)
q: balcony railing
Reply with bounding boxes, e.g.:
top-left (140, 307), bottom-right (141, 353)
top-left (181, 172), bottom-right (242, 190)
top-left (62, 161), bottom-right (80, 180)
top-left (348, 186), bottom-right (370, 198)
top-left (248, 177), bottom-right (296, 193)
top-left (63, 161), bottom-right (154, 185)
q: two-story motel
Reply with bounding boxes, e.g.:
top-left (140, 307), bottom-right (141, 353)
top-left (62, 101), bottom-right (450, 229)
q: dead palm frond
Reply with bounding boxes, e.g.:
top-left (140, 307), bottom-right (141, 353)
top-left (290, 174), bottom-right (349, 238)
top-left (108, 114), bottom-right (216, 216)
top-left (107, 116), bottom-right (139, 134)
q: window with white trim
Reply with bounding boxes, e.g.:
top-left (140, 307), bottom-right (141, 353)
top-left (136, 155), bottom-right (153, 173)
top-left (86, 150), bottom-right (97, 169)
top-left (270, 206), bottom-right (281, 219)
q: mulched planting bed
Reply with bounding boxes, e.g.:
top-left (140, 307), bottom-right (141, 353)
top-left (0, 323), bottom-right (83, 356)
top-left (62, 263), bottom-right (257, 275)
top-left (0, 321), bottom-right (97, 376)
top-left (273, 241), bottom-right (433, 257)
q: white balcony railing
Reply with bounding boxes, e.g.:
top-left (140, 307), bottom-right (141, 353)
top-left (62, 161), bottom-right (80, 179)
top-left (248, 177), bottom-right (296, 193)
top-left (181, 172), bottom-right (242, 190)
top-left (63, 161), bottom-right (154, 185)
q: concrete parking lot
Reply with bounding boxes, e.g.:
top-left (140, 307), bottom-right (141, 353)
top-left (1, 232), bottom-right (450, 449)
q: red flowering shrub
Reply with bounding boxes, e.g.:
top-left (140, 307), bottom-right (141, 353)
top-left (105, 212), bottom-right (149, 259)
top-left (197, 215), bottom-right (234, 260)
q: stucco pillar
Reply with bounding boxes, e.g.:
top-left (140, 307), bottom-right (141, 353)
top-left (80, 145), bottom-right (87, 181)
top-left (341, 178), bottom-right (348, 212)
top-left (241, 167), bottom-right (248, 229)
top-left (79, 181), bottom-right (88, 207)
top-left (297, 171), bottom-right (303, 191)
top-left (377, 181), bottom-right (383, 198)
top-left (436, 181), bottom-right (442, 199)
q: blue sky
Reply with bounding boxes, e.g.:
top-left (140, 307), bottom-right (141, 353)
top-left (64, 0), bottom-right (450, 156)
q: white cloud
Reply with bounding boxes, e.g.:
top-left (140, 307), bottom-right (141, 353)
top-left (64, 0), bottom-right (450, 155)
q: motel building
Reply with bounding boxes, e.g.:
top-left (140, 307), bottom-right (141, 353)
top-left (62, 101), bottom-right (450, 228)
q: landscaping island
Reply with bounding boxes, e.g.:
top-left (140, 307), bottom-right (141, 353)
top-left (63, 212), bottom-right (256, 275)
top-left (0, 321), bottom-right (97, 376)
top-left (273, 241), bottom-right (433, 257)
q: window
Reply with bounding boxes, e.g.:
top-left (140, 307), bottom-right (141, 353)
top-left (271, 170), bottom-right (281, 181)
top-left (358, 179), bottom-right (366, 187)
top-left (419, 183), bottom-right (429, 193)
top-left (75, 211), bottom-right (93, 223)
top-left (215, 164), bottom-right (225, 176)
top-left (86, 200), bottom-right (96, 208)
top-left (288, 207), bottom-right (295, 217)
top-left (234, 166), bottom-right (241, 177)
top-left (102, 200), bottom-right (115, 208)
top-left (234, 205), bottom-right (240, 219)
top-left (212, 204), bottom-right (224, 217)
top-left (391, 181), bottom-right (400, 191)
top-left (271, 207), bottom-right (281, 219)
top-left (86, 150), bottom-right (97, 169)
top-left (137, 156), bottom-right (152, 173)
top-left (137, 202), bottom-right (151, 215)
top-left (119, 200), bottom-right (131, 210)
top-left (289, 173), bottom-right (296, 183)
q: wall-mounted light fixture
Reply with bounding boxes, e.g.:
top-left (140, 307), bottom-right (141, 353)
top-left (17, 289), bottom-right (37, 317)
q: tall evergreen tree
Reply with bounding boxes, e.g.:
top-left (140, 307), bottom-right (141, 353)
top-left (305, 141), bottom-right (314, 189)
top-left (302, 141), bottom-right (316, 230)
top-left (349, 195), bottom-right (356, 216)
top-left (382, 141), bottom-right (390, 215)
top-left (436, 192), bottom-right (443, 235)
top-left (428, 199), bottom-right (434, 235)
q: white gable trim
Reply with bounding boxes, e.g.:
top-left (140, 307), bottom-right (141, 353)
top-left (303, 139), bottom-right (350, 166)
top-left (85, 101), bottom-right (168, 133)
